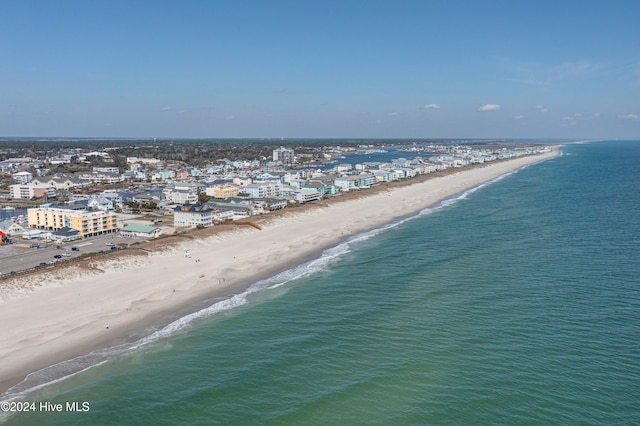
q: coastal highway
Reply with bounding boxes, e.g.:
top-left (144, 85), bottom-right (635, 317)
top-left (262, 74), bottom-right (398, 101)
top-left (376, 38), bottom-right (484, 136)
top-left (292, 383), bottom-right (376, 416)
top-left (0, 234), bottom-right (136, 275)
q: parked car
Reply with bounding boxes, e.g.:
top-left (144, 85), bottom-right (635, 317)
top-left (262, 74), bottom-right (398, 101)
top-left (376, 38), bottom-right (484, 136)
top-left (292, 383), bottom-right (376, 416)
top-left (62, 252), bottom-right (71, 257)
top-left (53, 254), bottom-right (62, 259)
top-left (71, 247), bottom-right (79, 251)
top-left (105, 242), bottom-right (115, 247)
top-left (30, 243), bottom-right (40, 249)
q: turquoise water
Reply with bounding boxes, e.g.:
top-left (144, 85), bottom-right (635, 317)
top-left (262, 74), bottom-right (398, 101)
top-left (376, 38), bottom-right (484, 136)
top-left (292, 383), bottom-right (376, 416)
top-left (4, 141), bottom-right (640, 425)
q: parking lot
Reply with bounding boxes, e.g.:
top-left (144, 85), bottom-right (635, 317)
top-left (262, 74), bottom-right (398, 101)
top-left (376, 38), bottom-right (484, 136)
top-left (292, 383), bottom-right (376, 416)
top-left (0, 233), bottom-right (147, 275)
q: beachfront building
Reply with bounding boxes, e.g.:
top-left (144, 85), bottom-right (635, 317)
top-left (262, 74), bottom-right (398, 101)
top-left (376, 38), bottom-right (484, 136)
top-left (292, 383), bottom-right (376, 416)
top-left (256, 197), bottom-right (287, 211)
top-left (27, 207), bottom-right (117, 238)
top-left (334, 176), bottom-right (358, 192)
top-left (173, 204), bottom-right (236, 227)
top-left (372, 170), bottom-right (395, 183)
top-left (293, 189), bottom-right (321, 204)
top-left (301, 180), bottom-right (333, 198)
top-left (205, 199), bottom-right (252, 220)
top-left (120, 224), bottom-right (161, 238)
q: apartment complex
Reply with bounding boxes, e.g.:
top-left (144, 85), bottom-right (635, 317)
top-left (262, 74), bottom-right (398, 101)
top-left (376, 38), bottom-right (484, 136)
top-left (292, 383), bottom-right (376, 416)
top-left (9, 184), bottom-right (55, 200)
top-left (27, 207), bottom-right (117, 238)
top-left (272, 147), bottom-right (294, 164)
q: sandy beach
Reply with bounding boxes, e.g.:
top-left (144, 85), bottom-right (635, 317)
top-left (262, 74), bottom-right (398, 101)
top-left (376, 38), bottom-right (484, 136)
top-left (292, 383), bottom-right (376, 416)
top-left (0, 148), bottom-right (559, 395)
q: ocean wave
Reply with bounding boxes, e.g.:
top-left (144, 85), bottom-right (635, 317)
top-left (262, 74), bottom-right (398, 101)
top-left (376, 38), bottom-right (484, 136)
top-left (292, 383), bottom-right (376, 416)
top-left (0, 165), bottom-right (528, 407)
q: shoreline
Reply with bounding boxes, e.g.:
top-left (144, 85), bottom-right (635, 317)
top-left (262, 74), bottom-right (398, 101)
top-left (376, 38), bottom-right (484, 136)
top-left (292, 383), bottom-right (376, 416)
top-left (0, 148), bottom-right (560, 397)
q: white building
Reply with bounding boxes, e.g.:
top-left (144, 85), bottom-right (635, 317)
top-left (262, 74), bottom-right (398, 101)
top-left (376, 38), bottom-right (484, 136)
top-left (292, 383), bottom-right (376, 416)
top-left (173, 204), bottom-right (235, 227)
top-left (12, 171), bottom-right (33, 184)
top-left (272, 147), bottom-right (294, 164)
top-left (9, 184), bottom-right (55, 200)
top-left (294, 189), bottom-right (321, 203)
top-left (244, 181), bottom-right (281, 198)
top-left (88, 196), bottom-right (114, 211)
top-left (164, 183), bottom-right (199, 204)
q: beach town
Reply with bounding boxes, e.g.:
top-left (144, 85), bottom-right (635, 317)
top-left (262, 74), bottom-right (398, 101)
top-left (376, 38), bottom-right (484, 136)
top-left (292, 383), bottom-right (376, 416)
top-left (0, 139), bottom-right (557, 395)
top-left (0, 141), bottom-right (551, 260)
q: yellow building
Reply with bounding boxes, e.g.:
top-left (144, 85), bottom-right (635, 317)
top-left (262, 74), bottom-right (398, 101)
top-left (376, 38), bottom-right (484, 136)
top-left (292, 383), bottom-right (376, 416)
top-left (27, 207), bottom-right (117, 238)
top-left (205, 183), bottom-right (240, 199)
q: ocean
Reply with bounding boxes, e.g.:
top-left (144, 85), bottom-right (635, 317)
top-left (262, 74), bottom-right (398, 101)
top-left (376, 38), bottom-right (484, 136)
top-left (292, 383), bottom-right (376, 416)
top-left (3, 141), bottom-right (639, 425)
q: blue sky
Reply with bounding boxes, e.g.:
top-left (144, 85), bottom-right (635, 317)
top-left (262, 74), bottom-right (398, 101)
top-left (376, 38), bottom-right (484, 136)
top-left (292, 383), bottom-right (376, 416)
top-left (2, 0), bottom-right (639, 139)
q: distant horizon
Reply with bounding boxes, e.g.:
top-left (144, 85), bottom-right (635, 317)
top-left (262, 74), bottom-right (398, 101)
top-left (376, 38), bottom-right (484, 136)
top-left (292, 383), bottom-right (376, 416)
top-left (0, 136), bottom-right (603, 142)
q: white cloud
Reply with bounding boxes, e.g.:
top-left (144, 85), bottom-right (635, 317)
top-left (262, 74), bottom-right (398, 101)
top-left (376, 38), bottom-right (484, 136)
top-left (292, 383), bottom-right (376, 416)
top-left (514, 114), bottom-right (525, 120)
top-left (225, 115), bottom-right (236, 121)
top-left (387, 112), bottom-right (399, 117)
top-left (618, 113), bottom-right (639, 120)
top-left (478, 104), bottom-right (501, 112)
top-left (161, 106), bottom-right (172, 112)
top-left (540, 108), bottom-right (549, 113)
top-left (423, 103), bottom-right (441, 109)
top-left (535, 105), bottom-right (549, 113)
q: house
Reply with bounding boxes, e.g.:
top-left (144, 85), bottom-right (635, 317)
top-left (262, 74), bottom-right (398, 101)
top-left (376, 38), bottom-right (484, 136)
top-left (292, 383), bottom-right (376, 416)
top-left (51, 227), bottom-right (81, 242)
top-left (88, 196), bottom-right (114, 211)
top-left (0, 220), bottom-right (25, 236)
top-left (257, 197), bottom-right (287, 211)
